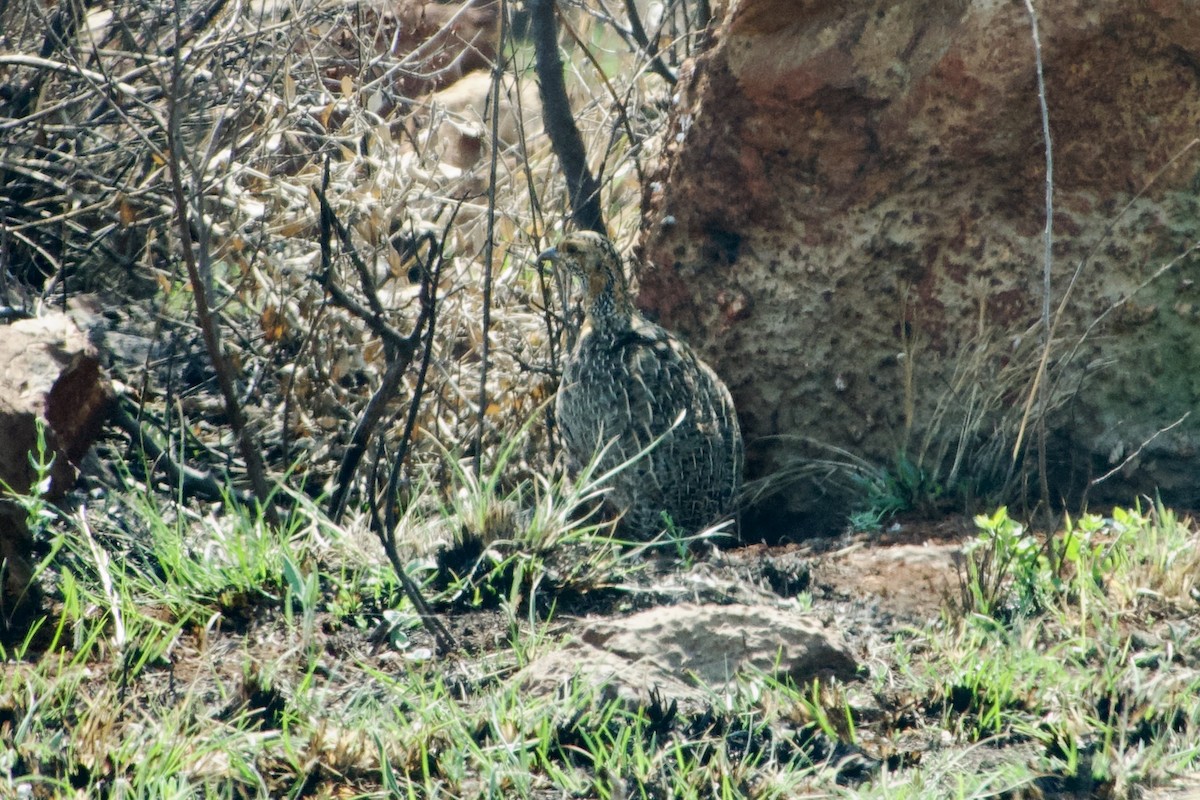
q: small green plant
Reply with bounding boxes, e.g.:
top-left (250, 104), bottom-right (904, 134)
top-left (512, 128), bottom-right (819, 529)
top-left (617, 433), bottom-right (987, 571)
top-left (3, 418), bottom-right (58, 531)
top-left (961, 506), bottom-right (1052, 618)
top-left (282, 552), bottom-right (321, 656)
top-left (961, 506), bottom-right (1148, 621)
top-left (847, 506), bottom-right (889, 533)
top-left (849, 451), bottom-right (953, 531)
top-left (0, 419), bottom-right (57, 643)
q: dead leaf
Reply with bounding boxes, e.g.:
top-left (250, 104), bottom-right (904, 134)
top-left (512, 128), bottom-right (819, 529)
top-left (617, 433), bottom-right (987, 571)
top-left (260, 306), bottom-right (288, 343)
top-left (118, 196), bottom-right (136, 226)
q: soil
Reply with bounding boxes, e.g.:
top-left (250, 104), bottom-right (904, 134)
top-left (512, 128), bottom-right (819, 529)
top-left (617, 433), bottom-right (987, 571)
top-left (419, 512), bottom-right (977, 689)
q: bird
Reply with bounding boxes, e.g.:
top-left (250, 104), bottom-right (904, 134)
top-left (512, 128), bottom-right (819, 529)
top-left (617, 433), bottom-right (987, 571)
top-left (538, 231), bottom-right (743, 539)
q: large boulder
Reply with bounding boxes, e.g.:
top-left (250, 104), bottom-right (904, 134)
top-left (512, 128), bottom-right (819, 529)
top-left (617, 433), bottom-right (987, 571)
top-left (640, 0), bottom-right (1200, 533)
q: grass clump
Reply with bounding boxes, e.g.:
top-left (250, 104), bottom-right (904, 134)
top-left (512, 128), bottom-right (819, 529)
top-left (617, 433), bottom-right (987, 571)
top-left (7, 447), bottom-right (1200, 798)
top-left (898, 501), bottom-right (1200, 795)
top-left (847, 451), bottom-right (958, 532)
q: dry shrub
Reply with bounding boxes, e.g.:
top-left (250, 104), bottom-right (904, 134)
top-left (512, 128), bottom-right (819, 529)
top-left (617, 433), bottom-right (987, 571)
top-left (0, 0), bottom-right (688, 514)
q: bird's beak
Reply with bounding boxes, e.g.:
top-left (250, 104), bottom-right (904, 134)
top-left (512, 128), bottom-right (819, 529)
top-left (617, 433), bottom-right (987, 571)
top-left (537, 246), bottom-right (558, 269)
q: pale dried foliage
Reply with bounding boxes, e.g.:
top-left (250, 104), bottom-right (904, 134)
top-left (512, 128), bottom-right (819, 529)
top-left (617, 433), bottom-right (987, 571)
top-left (0, 0), bottom-right (683, 507)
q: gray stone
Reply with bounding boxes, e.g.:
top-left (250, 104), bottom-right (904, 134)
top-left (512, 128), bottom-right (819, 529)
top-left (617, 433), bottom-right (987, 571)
top-left (516, 602), bottom-right (857, 708)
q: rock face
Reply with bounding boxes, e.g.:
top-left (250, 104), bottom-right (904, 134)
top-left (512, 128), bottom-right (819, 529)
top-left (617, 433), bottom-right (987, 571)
top-left (0, 311), bottom-right (115, 636)
top-left (640, 0), bottom-right (1200, 533)
top-left (515, 602), bottom-right (857, 708)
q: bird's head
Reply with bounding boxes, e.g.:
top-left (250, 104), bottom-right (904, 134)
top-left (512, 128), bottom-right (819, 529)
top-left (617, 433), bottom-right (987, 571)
top-left (538, 232), bottom-right (633, 319)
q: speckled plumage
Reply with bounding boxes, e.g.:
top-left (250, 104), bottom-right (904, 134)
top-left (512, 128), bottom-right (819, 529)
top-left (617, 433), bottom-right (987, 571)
top-left (540, 232), bottom-right (743, 538)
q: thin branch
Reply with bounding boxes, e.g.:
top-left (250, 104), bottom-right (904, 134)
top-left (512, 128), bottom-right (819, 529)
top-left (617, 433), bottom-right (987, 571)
top-left (329, 355), bottom-right (416, 522)
top-left (505, 44), bottom-right (560, 461)
top-left (313, 176), bottom-right (412, 355)
top-left (379, 523), bottom-right (457, 655)
top-left (620, 0), bottom-right (676, 84)
top-left (1017, 0), bottom-right (1053, 518)
top-left (111, 395), bottom-right (253, 505)
top-left (530, 0), bottom-right (605, 234)
top-left (164, 11), bottom-right (279, 527)
top-left (556, 10), bottom-right (649, 191)
top-left (312, 164), bottom-right (458, 653)
top-left (1028, 0), bottom-right (1052, 517)
top-left (314, 165), bottom-right (420, 520)
top-left (381, 223), bottom-right (457, 654)
top-left (475, 0), bottom-right (508, 476)
top-left (1089, 413), bottom-right (1190, 488)
top-left (385, 221), bottom-right (456, 532)
top-left (0, 55), bottom-right (148, 104)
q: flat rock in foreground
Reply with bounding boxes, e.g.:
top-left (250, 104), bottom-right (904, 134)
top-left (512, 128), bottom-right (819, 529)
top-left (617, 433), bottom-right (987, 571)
top-left (516, 602), bottom-right (858, 708)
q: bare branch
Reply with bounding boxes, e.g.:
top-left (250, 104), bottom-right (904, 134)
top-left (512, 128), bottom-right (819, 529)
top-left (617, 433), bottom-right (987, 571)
top-left (1089, 413), bottom-right (1191, 489)
top-left (530, 0), bottom-right (605, 234)
top-left (164, 26), bottom-right (279, 528)
top-left (620, 0), bottom-right (676, 84)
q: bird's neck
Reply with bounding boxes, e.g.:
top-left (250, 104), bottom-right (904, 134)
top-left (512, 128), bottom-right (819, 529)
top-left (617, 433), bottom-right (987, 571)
top-left (585, 273), bottom-right (635, 333)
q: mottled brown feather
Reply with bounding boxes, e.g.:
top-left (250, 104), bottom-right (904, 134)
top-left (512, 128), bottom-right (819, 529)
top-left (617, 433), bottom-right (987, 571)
top-left (542, 232), bottom-right (743, 538)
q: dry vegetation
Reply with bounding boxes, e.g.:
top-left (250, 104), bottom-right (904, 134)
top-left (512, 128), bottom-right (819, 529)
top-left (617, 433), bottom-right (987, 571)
top-left (0, 0), bottom-right (682, 516)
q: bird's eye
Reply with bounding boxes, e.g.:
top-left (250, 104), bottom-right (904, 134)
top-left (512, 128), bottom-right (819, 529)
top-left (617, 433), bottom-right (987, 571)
top-left (561, 243), bottom-right (577, 255)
